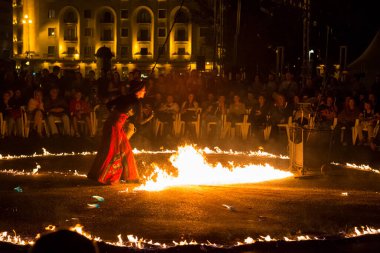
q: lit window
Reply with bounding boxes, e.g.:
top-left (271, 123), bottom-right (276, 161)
top-left (121, 9), bottom-right (128, 19)
top-left (48, 28), bottom-right (56, 37)
top-left (121, 28), bottom-right (128, 37)
top-left (158, 28), bottom-right (166, 37)
top-left (48, 9), bottom-right (56, 19)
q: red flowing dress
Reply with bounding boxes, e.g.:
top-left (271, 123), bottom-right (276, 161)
top-left (87, 112), bottom-right (139, 184)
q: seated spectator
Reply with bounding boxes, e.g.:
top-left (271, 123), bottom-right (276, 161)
top-left (0, 91), bottom-right (21, 136)
top-left (249, 94), bottom-right (270, 127)
top-left (45, 87), bottom-right (70, 136)
top-left (157, 95), bottom-right (180, 135)
top-left (357, 101), bottom-right (377, 146)
top-left (26, 89), bottom-right (45, 137)
top-left (181, 93), bottom-right (199, 122)
top-left (201, 95), bottom-right (227, 138)
top-left (227, 95), bottom-right (246, 127)
top-left (318, 96), bottom-right (337, 127)
top-left (270, 94), bottom-right (292, 125)
top-left (244, 92), bottom-right (256, 111)
top-left (338, 97), bottom-right (360, 145)
top-left (201, 92), bottom-right (215, 112)
top-left (338, 98), bottom-right (360, 127)
top-left (264, 72), bottom-right (278, 97)
top-left (69, 90), bottom-right (92, 137)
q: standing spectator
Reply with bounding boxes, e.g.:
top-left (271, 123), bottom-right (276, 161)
top-left (69, 90), bottom-right (92, 137)
top-left (45, 87), bottom-right (70, 136)
top-left (0, 91), bottom-right (17, 136)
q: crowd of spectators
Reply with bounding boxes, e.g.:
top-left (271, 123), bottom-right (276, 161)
top-left (1, 65), bottom-right (380, 150)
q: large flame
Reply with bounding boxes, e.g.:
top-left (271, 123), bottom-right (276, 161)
top-left (135, 146), bottom-right (292, 191)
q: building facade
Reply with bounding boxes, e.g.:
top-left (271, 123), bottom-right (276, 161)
top-left (12, 0), bottom-right (214, 77)
top-left (0, 0), bottom-right (13, 59)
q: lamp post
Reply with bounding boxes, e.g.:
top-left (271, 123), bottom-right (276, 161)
top-left (22, 14), bottom-right (32, 59)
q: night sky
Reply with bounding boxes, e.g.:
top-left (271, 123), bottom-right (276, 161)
top-left (222, 0), bottom-right (380, 74)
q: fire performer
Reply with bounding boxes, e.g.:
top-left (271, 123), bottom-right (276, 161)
top-left (87, 80), bottom-right (146, 185)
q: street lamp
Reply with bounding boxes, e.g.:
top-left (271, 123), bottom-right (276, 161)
top-left (22, 14), bottom-right (32, 59)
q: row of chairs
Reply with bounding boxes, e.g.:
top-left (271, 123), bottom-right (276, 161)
top-left (0, 108), bottom-right (99, 138)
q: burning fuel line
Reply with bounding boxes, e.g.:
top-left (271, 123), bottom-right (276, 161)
top-left (1, 224), bottom-right (380, 250)
top-left (0, 146), bottom-right (288, 161)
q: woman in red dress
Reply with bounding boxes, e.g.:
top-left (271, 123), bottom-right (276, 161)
top-left (88, 81), bottom-right (146, 185)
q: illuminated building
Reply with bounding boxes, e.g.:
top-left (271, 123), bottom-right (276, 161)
top-left (12, 0), bottom-right (214, 77)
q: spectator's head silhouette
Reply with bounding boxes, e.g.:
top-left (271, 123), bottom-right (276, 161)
top-left (29, 230), bottom-right (98, 253)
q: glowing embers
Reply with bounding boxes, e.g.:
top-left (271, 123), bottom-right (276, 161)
top-left (135, 146), bottom-right (293, 191)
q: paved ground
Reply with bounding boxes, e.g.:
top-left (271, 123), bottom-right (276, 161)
top-left (1, 152), bottom-right (380, 246)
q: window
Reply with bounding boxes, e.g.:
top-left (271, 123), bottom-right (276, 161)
top-left (84, 28), bottom-right (93, 37)
top-left (84, 46), bottom-right (93, 57)
top-left (140, 48), bottom-right (148, 55)
top-left (178, 48), bottom-right (186, 55)
top-left (48, 28), bottom-right (56, 37)
top-left (175, 29), bottom-right (187, 41)
top-left (84, 9), bottom-right (91, 19)
top-left (175, 10), bottom-right (189, 23)
top-left (121, 28), bottom-right (128, 37)
top-left (137, 9), bottom-right (151, 23)
top-left (120, 9), bottom-right (128, 19)
top-left (158, 28), bottom-right (166, 37)
top-left (48, 9), bottom-right (55, 19)
top-left (101, 29), bottom-right (113, 41)
top-left (101, 11), bottom-right (114, 23)
top-left (64, 27), bottom-right (77, 41)
top-left (47, 46), bottom-right (56, 56)
top-left (63, 11), bottom-right (77, 23)
top-left (158, 9), bottom-right (166, 19)
top-left (200, 27), bottom-right (208, 37)
top-left (67, 47), bottom-right (75, 55)
top-left (120, 46), bottom-right (128, 58)
top-left (138, 29), bottom-right (150, 41)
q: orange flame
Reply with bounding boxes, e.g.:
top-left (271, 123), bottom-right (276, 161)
top-left (135, 146), bottom-right (293, 191)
